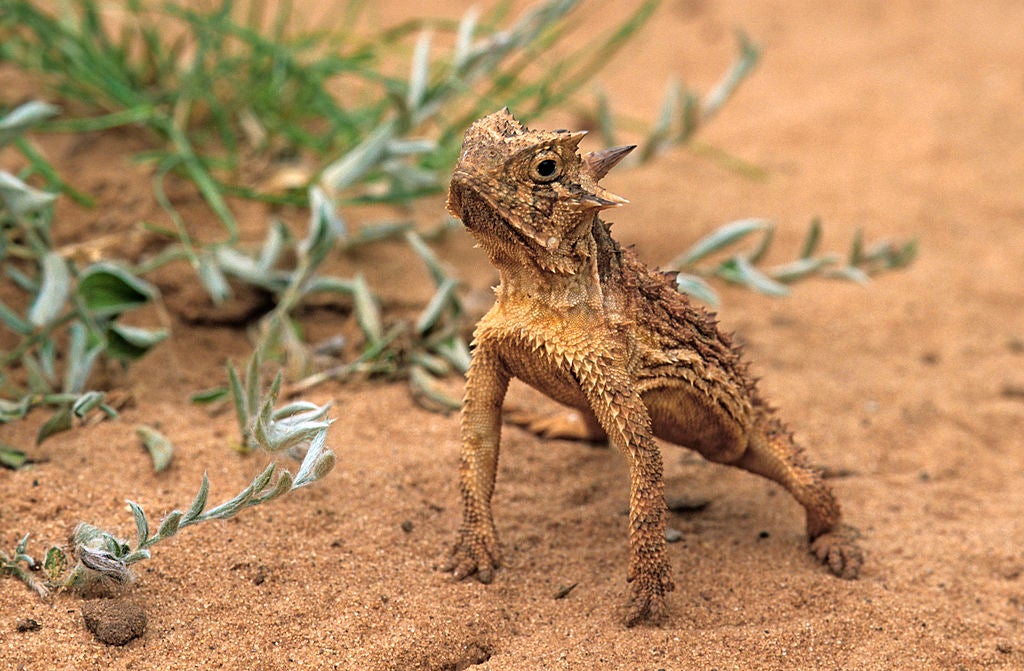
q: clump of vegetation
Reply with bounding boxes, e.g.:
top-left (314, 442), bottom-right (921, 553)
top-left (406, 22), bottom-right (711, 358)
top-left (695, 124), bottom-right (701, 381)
top-left (1, 102), bottom-right (167, 465)
top-left (669, 217), bottom-right (917, 306)
top-left (1, 350), bottom-right (335, 597)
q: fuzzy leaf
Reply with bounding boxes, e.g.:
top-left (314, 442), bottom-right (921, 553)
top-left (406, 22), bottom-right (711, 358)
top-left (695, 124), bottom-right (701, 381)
top-left (435, 336), bottom-right (472, 374)
top-left (800, 217), bottom-right (823, 258)
top-left (321, 119), bottom-right (397, 193)
top-left (197, 252), bottom-right (232, 304)
top-left (415, 277), bottom-right (458, 335)
top-left (136, 425), bottom-right (174, 473)
top-left (769, 256), bottom-right (836, 283)
top-left (826, 266), bottom-right (871, 284)
top-left (0, 397), bottom-right (32, 423)
top-left (63, 322), bottom-right (103, 394)
top-left (105, 323), bottom-right (168, 361)
top-left (848, 228), bottom-right (865, 267)
top-left (28, 252), bottom-right (71, 327)
top-left (43, 546), bottom-right (68, 583)
top-left (77, 263), bottom-right (156, 317)
top-left (352, 273), bottom-right (383, 345)
top-left (719, 256), bottom-right (790, 296)
top-left (182, 473), bottom-right (210, 524)
top-left (407, 30), bottom-right (433, 111)
top-left (452, 5), bottom-right (480, 66)
top-left (127, 501), bottom-right (150, 547)
top-left (299, 186), bottom-right (344, 267)
top-left (292, 431), bottom-right (336, 489)
top-left (674, 273), bottom-right (719, 305)
top-left (190, 387), bottom-right (229, 404)
top-left (15, 533), bottom-right (30, 557)
top-left (36, 405), bottom-right (72, 445)
top-left (203, 466), bottom-right (269, 519)
top-left (0, 101), bottom-right (60, 147)
top-left (409, 365), bottom-right (463, 411)
top-left (672, 218), bottom-right (771, 268)
top-left (304, 276), bottom-right (355, 296)
top-left (257, 220), bottom-right (290, 272)
top-left (227, 360), bottom-right (250, 443)
top-left (403, 230), bottom-right (448, 286)
top-left (0, 298), bottom-right (32, 335)
top-left (0, 443), bottom-right (27, 469)
top-left (156, 510), bottom-right (183, 539)
top-left (0, 171), bottom-right (57, 216)
top-left (71, 391), bottom-right (106, 418)
top-left (256, 470), bottom-right (294, 503)
top-left (244, 353), bottom-right (261, 425)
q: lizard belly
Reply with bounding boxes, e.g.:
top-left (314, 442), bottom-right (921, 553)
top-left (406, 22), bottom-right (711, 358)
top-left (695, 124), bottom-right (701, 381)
top-left (500, 341), bottom-right (591, 411)
top-left (643, 384), bottom-right (748, 463)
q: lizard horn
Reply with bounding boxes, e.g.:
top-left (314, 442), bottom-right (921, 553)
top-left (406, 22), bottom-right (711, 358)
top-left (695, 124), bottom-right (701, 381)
top-left (584, 144), bottom-right (636, 180)
top-left (559, 129), bottom-right (589, 149)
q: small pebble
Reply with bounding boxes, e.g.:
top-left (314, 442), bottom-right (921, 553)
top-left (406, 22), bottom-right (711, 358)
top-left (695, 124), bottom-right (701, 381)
top-left (401, 520), bottom-right (415, 533)
top-left (16, 618), bottom-right (41, 632)
top-left (666, 495), bottom-right (710, 513)
top-left (81, 599), bottom-right (146, 646)
top-left (665, 528), bottom-right (684, 543)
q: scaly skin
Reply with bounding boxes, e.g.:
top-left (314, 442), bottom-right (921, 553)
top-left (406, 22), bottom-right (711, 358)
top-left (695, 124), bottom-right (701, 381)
top-left (442, 109), bottom-right (863, 626)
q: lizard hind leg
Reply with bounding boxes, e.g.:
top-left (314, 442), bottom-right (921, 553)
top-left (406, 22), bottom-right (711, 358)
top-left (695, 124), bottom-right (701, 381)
top-left (732, 415), bottom-right (864, 580)
top-left (504, 404), bottom-right (609, 443)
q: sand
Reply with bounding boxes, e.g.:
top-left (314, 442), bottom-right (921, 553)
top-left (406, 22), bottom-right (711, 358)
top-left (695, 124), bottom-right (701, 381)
top-left (2, 0), bottom-right (1023, 669)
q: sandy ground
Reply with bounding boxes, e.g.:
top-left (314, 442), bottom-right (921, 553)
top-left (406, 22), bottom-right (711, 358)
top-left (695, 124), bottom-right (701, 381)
top-left (2, 0), bottom-right (1024, 669)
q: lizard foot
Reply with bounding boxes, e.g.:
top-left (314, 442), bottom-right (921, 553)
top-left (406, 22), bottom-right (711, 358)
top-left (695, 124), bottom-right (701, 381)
top-left (504, 406), bottom-right (607, 442)
top-left (810, 525), bottom-right (863, 580)
top-left (441, 527), bottom-right (501, 584)
top-left (625, 590), bottom-right (668, 627)
top-left (624, 561), bottom-right (675, 627)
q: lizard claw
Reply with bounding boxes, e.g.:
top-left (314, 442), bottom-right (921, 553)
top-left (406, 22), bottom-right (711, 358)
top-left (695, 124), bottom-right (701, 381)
top-left (623, 557), bottom-right (675, 627)
top-left (624, 583), bottom-right (670, 627)
top-left (810, 525), bottom-right (863, 580)
top-left (441, 527), bottom-right (501, 584)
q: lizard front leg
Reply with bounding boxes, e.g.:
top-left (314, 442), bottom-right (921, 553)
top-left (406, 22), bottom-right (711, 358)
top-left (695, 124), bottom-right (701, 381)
top-left (575, 354), bottom-right (675, 626)
top-left (443, 342), bottom-right (510, 584)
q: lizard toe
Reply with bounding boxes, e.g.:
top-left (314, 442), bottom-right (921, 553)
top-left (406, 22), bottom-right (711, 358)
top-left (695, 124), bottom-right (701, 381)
top-left (443, 533), bottom-right (501, 583)
top-left (624, 590), bottom-right (667, 627)
top-left (623, 558), bottom-right (674, 626)
top-left (810, 526), bottom-right (864, 580)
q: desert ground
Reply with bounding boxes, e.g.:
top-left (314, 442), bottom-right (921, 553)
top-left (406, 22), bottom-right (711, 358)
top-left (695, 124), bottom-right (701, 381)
top-left (2, 0), bottom-right (1023, 669)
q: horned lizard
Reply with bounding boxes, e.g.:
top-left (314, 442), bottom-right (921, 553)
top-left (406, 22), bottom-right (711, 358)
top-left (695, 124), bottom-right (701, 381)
top-left (442, 108), bottom-right (863, 626)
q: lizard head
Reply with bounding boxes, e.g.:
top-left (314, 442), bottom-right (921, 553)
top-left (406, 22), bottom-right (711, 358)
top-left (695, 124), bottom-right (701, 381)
top-left (447, 108), bottom-right (634, 274)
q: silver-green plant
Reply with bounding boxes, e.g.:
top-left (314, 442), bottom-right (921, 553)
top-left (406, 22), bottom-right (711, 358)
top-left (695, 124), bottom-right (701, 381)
top-left (669, 217), bottom-right (918, 305)
top-left (287, 227), bottom-right (471, 411)
top-left (1, 102), bottom-right (167, 459)
top-left (3, 353), bottom-right (335, 597)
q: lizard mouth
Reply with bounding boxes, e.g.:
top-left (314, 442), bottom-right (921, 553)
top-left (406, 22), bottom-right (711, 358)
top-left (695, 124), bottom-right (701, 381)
top-left (448, 169), bottom-right (554, 247)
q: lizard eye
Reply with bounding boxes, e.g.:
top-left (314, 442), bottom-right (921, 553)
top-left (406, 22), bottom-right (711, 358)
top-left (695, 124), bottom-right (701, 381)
top-left (529, 152), bottom-right (562, 183)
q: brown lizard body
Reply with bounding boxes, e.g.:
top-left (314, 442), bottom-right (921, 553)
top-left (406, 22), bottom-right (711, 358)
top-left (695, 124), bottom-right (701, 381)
top-left (443, 109), bottom-right (863, 626)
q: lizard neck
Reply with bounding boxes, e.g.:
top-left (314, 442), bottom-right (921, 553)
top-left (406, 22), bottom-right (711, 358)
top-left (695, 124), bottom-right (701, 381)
top-left (494, 233), bottom-right (604, 314)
